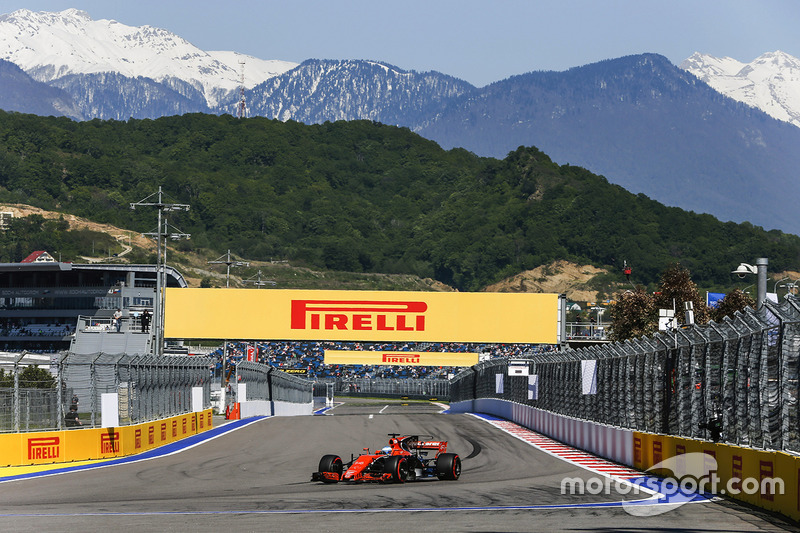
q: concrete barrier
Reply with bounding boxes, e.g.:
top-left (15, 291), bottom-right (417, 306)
top-left (272, 400), bottom-right (313, 416)
top-left (451, 398), bottom-right (633, 466)
top-left (239, 400), bottom-right (271, 418)
top-left (453, 398), bottom-right (800, 522)
top-left (633, 431), bottom-right (800, 522)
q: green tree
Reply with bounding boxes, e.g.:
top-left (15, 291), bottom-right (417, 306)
top-left (609, 264), bottom-right (710, 341)
top-left (608, 287), bottom-right (657, 341)
top-left (710, 289), bottom-right (755, 322)
top-left (0, 365), bottom-right (55, 389)
top-left (18, 365), bottom-right (56, 389)
top-left (653, 263), bottom-right (710, 326)
top-left (4, 111), bottom-right (800, 292)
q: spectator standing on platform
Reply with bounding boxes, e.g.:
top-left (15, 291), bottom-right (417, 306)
top-left (141, 309), bottom-right (151, 333)
top-left (113, 309), bottom-right (122, 332)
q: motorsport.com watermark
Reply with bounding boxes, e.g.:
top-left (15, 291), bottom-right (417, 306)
top-left (560, 452), bottom-right (784, 516)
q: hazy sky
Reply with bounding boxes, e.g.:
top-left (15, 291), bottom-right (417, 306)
top-left (4, 0), bottom-right (800, 87)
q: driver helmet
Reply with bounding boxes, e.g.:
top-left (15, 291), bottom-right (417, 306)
top-left (381, 446), bottom-right (392, 455)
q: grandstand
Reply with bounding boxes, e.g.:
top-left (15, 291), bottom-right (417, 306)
top-left (0, 258), bottom-right (187, 353)
top-left (211, 340), bottom-right (556, 381)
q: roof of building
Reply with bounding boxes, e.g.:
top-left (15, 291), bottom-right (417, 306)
top-left (20, 251), bottom-right (56, 263)
top-left (0, 262), bottom-right (188, 287)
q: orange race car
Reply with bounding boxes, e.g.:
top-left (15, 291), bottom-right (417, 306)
top-left (311, 433), bottom-right (461, 483)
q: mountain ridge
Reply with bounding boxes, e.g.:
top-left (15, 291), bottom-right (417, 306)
top-left (681, 50), bottom-right (800, 128)
top-left (0, 8), bottom-right (297, 108)
top-left (2, 9), bottom-right (800, 235)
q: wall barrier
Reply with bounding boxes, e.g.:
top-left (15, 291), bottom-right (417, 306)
top-left (239, 400), bottom-right (270, 418)
top-left (632, 431), bottom-right (800, 522)
top-left (450, 399), bottom-right (633, 468)
top-left (454, 397), bottom-right (800, 522)
top-left (230, 361), bottom-right (313, 418)
top-left (273, 400), bottom-right (313, 416)
top-left (0, 409), bottom-right (213, 467)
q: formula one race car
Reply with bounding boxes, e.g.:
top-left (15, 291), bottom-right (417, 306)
top-left (311, 433), bottom-right (461, 483)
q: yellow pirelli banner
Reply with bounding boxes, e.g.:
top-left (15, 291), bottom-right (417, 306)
top-left (164, 288), bottom-right (560, 343)
top-left (324, 350), bottom-right (479, 367)
top-left (0, 410), bottom-right (214, 468)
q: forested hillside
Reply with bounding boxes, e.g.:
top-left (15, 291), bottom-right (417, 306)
top-left (0, 110), bottom-right (798, 291)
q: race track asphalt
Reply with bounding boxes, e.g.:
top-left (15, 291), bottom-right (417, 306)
top-left (0, 399), bottom-right (796, 532)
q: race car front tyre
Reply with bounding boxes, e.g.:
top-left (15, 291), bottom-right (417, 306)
top-left (318, 454), bottom-right (343, 483)
top-left (383, 455), bottom-right (410, 483)
top-left (436, 453), bottom-right (461, 480)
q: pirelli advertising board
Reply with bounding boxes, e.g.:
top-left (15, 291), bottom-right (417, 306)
top-left (164, 289), bottom-right (561, 344)
top-left (324, 350), bottom-right (479, 367)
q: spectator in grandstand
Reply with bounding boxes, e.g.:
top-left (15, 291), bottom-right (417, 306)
top-left (209, 339), bottom-right (547, 380)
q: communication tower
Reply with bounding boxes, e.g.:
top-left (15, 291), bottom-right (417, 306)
top-left (237, 59), bottom-right (248, 119)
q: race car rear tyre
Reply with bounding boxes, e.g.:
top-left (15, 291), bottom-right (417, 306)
top-left (436, 453), bottom-right (461, 480)
top-left (384, 455), bottom-right (410, 483)
top-left (318, 454), bottom-right (343, 483)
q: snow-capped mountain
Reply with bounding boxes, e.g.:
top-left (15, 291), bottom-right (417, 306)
top-left (246, 59), bottom-right (475, 126)
top-left (0, 8), bottom-right (297, 108)
top-left (681, 51), bottom-right (800, 128)
top-left (2, 7), bottom-right (800, 235)
top-left (416, 53), bottom-right (800, 234)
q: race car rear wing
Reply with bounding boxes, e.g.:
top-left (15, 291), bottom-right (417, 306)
top-left (413, 441), bottom-right (447, 453)
top-left (387, 434), bottom-right (449, 454)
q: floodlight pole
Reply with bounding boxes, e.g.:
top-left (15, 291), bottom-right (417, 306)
top-left (242, 270), bottom-right (276, 288)
top-left (142, 217), bottom-right (190, 355)
top-left (130, 187), bottom-right (190, 356)
top-left (208, 250), bottom-right (248, 288)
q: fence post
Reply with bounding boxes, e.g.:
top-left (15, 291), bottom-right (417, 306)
top-left (12, 352), bottom-right (24, 432)
top-left (90, 353), bottom-right (102, 427)
top-left (57, 352), bottom-right (67, 430)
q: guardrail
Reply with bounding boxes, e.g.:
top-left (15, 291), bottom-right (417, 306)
top-left (77, 314), bottom-right (145, 334)
top-left (564, 321), bottom-right (611, 341)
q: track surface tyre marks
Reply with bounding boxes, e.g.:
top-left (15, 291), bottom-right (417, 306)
top-left (0, 408), bottom-right (794, 532)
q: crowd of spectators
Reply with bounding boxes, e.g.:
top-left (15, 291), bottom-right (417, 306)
top-left (211, 340), bottom-right (557, 380)
top-left (0, 320), bottom-right (74, 338)
top-left (0, 320), bottom-right (74, 353)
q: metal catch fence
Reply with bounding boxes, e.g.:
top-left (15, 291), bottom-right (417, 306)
top-left (0, 352), bottom-right (214, 432)
top-left (316, 377), bottom-right (450, 398)
top-left (451, 296), bottom-right (800, 453)
top-left (235, 361), bottom-right (313, 404)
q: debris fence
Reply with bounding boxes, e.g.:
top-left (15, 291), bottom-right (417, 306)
top-left (0, 352), bottom-right (214, 432)
top-left (451, 297), bottom-right (800, 452)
